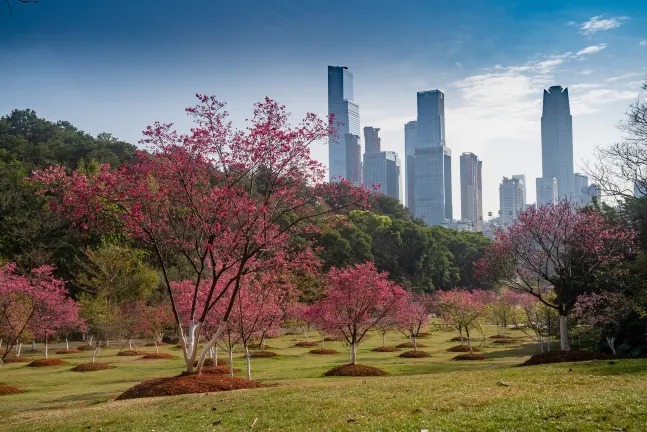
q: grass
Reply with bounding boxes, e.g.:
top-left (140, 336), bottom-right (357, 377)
top-left (0, 327), bottom-right (645, 431)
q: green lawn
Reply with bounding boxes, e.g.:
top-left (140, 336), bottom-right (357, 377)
top-left (1, 328), bottom-right (646, 431)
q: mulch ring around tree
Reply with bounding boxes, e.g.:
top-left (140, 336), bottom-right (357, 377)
top-left (324, 337), bottom-right (341, 342)
top-left (520, 350), bottom-right (612, 366)
top-left (249, 351), bottom-right (278, 358)
top-left (201, 366), bottom-right (241, 375)
top-left (489, 335), bottom-right (510, 339)
top-left (450, 337), bottom-right (465, 342)
top-left (309, 349), bottom-right (340, 355)
top-left (56, 349), bottom-right (81, 354)
top-left (116, 350), bottom-right (146, 356)
top-left (396, 342), bottom-right (427, 349)
top-left (27, 358), bottom-right (69, 367)
top-left (371, 346), bottom-right (401, 352)
top-left (194, 358), bottom-right (229, 367)
top-left (294, 341), bottom-right (318, 347)
top-left (140, 353), bottom-right (176, 360)
top-left (70, 363), bottom-right (115, 372)
top-left (399, 350), bottom-right (432, 358)
top-left (0, 384), bottom-right (23, 396)
top-left (115, 374), bottom-right (264, 400)
top-left (414, 332), bottom-right (430, 338)
top-left (145, 342), bottom-right (169, 347)
top-left (247, 343), bottom-right (275, 350)
top-left (3, 357), bottom-right (30, 363)
top-left (447, 345), bottom-right (481, 353)
top-left (453, 353), bottom-right (486, 361)
top-left (493, 339), bottom-right (521, 345)
top-left (77, 345), bottom-right (96, 351)
top-left (324, 364), bottom-right (388, 377)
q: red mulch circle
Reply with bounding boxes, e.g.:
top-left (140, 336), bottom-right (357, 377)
top-left (248, 343), bottom-right (274, 350)
top-left (309, 349), bottom-right (339, 355)
top-left (0, 385), bottom-right (23, 396)
top-left (3, 357), bottom-right (30, 363)
top-left (70, 363), bottom-right (115, 372)
top-left (324, 364), bottom-right (388, 377)
top-left (194, 358), bottom-right (229, 367)
top-left (493, 339), bottom-right (519, 345)
top-left (489, 335), bottom-right (509, 339)
top-left (27, 358), bottom-right (68, 367)
top-left (174, 344), bottom-right (183, 349)
top-left (115, 373), bottom-right (265, 400)
top-left (521, 350), bottom-right (612, 366)
top-left (117, 350), bottom-right (145, 356)
top-left (145, 342), bottom-right (168, 347)
top-left (294, 341), bottom-right (318, 347)
top-left (447, 345), bottom-right (481, 352)
top-left (77, 345), bottom-right (97, 351)
top-left (450, 337), bottom-right (465, 342)
top-left (250, 351), bottom-right (277, 358)
top-left (414, 332), bottom-right (429, 338)
top-left (396, 342), bottom-right (427, 349)
top-left (371, 346), bottom-right (401, 352)
top-left (56, 349), bottom-right (81, 354)
top-left (399, 350), bottom-right (432, 358)
top-left (140, 353), bottom-right (176, 360)
top-left (201, 366), bottom-right (241, 375)
top-left (453, 353), bottom-right (486, 361)
top-left (324, 337), bottom-right (340, 342)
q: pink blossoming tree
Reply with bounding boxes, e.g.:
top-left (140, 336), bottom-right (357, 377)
top-left (396, 292), bottom-right (431, 352)
top-left (573, 292), bottom-right (632, 355)
top-left (435, 289), bottom-right (486, 354)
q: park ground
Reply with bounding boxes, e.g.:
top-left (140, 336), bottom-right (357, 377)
top-left (1, 327), bottom-right (646, 432)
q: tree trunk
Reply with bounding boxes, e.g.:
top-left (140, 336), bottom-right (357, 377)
top-left (382, 333), bottom-right (385, 348)
top-left (92, 346), bottom-right (100, 363)
top-left (128, 338), bottom-right (133, 351)
top-left (413, 335), bottom-right (418, 352)
top-left (606, 336), bottom-right (617, 356)
top-left (229, 349), bottom-right (234, 377)
top-left (304, 332), bottom-right (309, 343)
top-left (32, 340), bottom-right (36, 351)
top-left (538, 336), bottom-right (544, 353)
top-left (66, 338), bottom-right (69, 350)
top-left (547, 336), bottom-right (551, 352)
top-left (350, 342), bottom-right (357, 365)
top-left (503, 312), bottom-right (508, 339)
top-left (45, 335), bottom-right (49, 359)
top-left (466, 329), bottom-right (473, 354)
top-left (155, 340), bottom-right (159, 354)
top-left (244, 345), bottom-right (252, 381)
top-left (322, 338), bottom-right (325, 349)
top-left (17, 343), bottom-right (22, 357)
top-left (559, 315), bottom-right (570, 351)
top-left (459, 328), bottom-right (464, 345)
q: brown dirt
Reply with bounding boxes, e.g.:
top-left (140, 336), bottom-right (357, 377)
top-left (193, 358), bottom-right (229, 367)
top-left (399, 350), bottom-right (432, 358)
top-left (116, 350), bottom-right (146, 356)
top-left (414, 332), bottom-right (429, 338)
top-left (371, 346), bottom-right (401, 352)
top-left (115, 373), bottom-right (264, 400)
top-left (3, 357), bottom-right (30, 363)
top-left (489, 335), bottom-right (509, 339)
top-left (27, 358), bottom-right (68, 367)
top-left (140, 353), bottom-right (176, 360)
top-left (493, 339), bottom-right (520, 345)
top-left (521, 350), bottom-right (612, 366)
top-left (0, 385), bottom-right (23, 396)
top-left (56, 349), bottom-right (81, 354)
top-left (174, 344), bottom-right (183, 349)
top-left (324, 364), bottom-right (388, 377)
top-left (309, 349), bottom-right (340, 355)
top-left (450, 337), bottom-right (465, 342)
top-left (324, 337), bottom-right (341, 342)
top-left (145, 342), bottom-right (168, 347)
top-left (250, 351), bottom-right (277, 358)
top-left (453, 353), bottom-right (486, 360)
top-left (70, 363), bottom-right (115, 372)
top-left (294, 341), bottom-right (318, 347)
top-left (201, 366), bottom-right (241, 375)
top-left (447, 345), bottom-right (481, 352)
top-left (247, 343), bottom-right (274, 350)
top-left (77, 345), bottom-right (96, 351)
top-left (396, 342), bottom-right (427, 349)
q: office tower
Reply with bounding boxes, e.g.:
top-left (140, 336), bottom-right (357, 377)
top-left (460, 152), bottom-right (483, 232)
top-left (499, 177), bottom-right (525, 226)
top-left (411, 90), bottom-right (453, 225)
top-left (541, 85), bottom-right (574, 199)
top-left (364, 127), bottom-right (381, 154)
top-left (404, 120), bottom-right (418, 210)
top-left (573, 173), bottom-right (589, 204)
top-left (328, 66), bottom-right (361, 185)
top-left (584, 184), bottom-right (601, 204)
top-left (414, 146), bottom-right (452, 226)
top-left (536, 177), bottom-right (558, 206)
top-left (512, 175), bottom-right (527, 210)
top-left (363, 151), bottom-right (402, 201)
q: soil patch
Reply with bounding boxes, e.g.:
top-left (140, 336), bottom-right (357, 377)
top-left (141, 353), bottom-right (176, 360)
top-left (489, 335), bottom-right (509, 339)
top-left (324, 364), bottom-right (388, 377)
top-left (71, 363), bottom-right (115, 372)
top-left (27, 358), bottom-right (68, 367)
top-left (493, 339), bottom-right (519, 345)
top-left (324, 337), bottom-right (341, 342)
top-left (0, 385), bottom-right (23, 396)
top-left (193, 358), bottom-right (229, 367)
top-left (521, 350), bottom-right (612, 366)
top-left (77, 345), bottom-right (96, 351)
top-left (247, 343), bottom-right (274, 350)
top-left (3, 357), bottom-right (30, 363)
top-left (453, 353), bottom-right (486, 360)
top-left (56, 349), bottom-right (81, 354)
top-left (250, 351), bottom-right (277, 358)
top-left (115, 373), bottom-right (264, 400)
top-left (309, 349), bottom-right (339, 355)
top-left (399, 350), bottom-right (432, 358)
top-left (201, 366), bottom-right (241, 375)
top-left (116, 350), bottom-right (145, 356)
top-left (396, 342), bottom-right (427, 349)
top-left (414, 332), bottom-right (429, 338)
top-left (450, 337), bottom-right (465, 342)
top-left (145, 342), bottom-right (168, 347)
top-left (447, 345), bottom-right (481, 352)
top-left (371, 346), bottom-right (401, 352)
top-left (294, 341), bottom-right (318, 347)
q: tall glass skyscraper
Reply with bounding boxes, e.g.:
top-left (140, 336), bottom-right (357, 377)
top-left (404, 120), bottom-right (418, 210)
top-left (328, 66), bottom-right (361, 185)
top-left (541, 86), bottom-right (574, 199)
top-left (363, 127), bottom-right (401, 202)
top-left (460, 153), bottom-right (483, 232)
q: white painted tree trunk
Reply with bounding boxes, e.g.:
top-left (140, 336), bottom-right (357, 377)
top-left (244, 345), bottom-right (252, 380)
top-left (89, 335), bottom-right (94, 346)
top-left (467, 330), bottom-right (473, 354)
top-left (413, 336), bottom-right (418, 352)
top-left (44, 335), bottom-right (48, 359)
top-left (66, 338), bottom-right (69, 350)
top-left (16, 343), bottom-right (22, 357)
top-left (559, 315), bottom-right (570, 351)
top-left (547, 336), bottom-right (552, 352)
top-left (322, 338), bottom-right (325, 349)
top-left (155, 340), bottom-right (159, 354)
top-left (350, 342), bottom-right (357, 365)
top-left (304, 332), bottom-right (309, 343)
top-left (459, 328), bottom-right (464, 344)
top-left (229, 349), bottom-right (234, 377)
top-left (32, 340), bottom-right (36, 351)
top-left (92, 346), bottom-right (100, 363)
top-left (606, 336), bottom-right (617, 355)
top-left (128, 339), bottom-right (133, 351)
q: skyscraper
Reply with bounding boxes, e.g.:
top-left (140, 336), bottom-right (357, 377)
top-left (512, 175), bottom-right (527, 210)
top-left (536, 177), bottom-right (558, 206)
top-left (363, 127), bottom-right (401, 201)
top-left (328, 66), bottom-right (361, 185)
top-left (404, 120), bottom-right (418, 210)
top-left (364, 126), bottom-right (381, 154)
top-left (573, 173), bottom-right (589, 205)
top-left (411, 90), bottom-right (453, 225)
top-left (460, 152), bottom-right (483, 232)
top-left (499, 177), bottom-right (524, 226)
top-left (541, 86), bottom-right (574, 199)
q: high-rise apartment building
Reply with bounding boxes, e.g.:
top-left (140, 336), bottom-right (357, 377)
top-left (363, 127), bottom-right (401, 201)
top-left (512, 175), bottom-right (527, 210)
top-left (328, 66), bottom-right (361, 185)
top-left (404, 120), bottom-right (418, 210)
top-left (460, 152), bottom-right (483, 232)
top-left (499, 177), bottom-right (525, 226)
top-left (536, 177), bottom-right (558, 206)
top-left (541, 86), bottom-right (574, 199)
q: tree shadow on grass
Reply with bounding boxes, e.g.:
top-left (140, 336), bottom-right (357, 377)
top-left (45, 392), bottom-right (114, 404)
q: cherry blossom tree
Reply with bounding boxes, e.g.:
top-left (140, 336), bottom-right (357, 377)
top-left (396, 292), bottom-right (430, 352)
top-left (122, 302), bottom-right (174, 353)
top-left (317, 262), bottom-right (406, 365)
top-left (31, 95), bottom-right (370, 373)
top-left (573, 292), bottom-right (632, 355)
top-left (435, 289), bottom-right (486, 354)
top-left (305, 303), bottom-right (334, 349)
top-left (475, 201), bottom-right (636, 351)
top-left (284, 302), bottom-right (313, 343)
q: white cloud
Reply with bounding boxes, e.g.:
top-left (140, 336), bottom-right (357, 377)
top-left (570, 89), bottom-right (636, 115)
top-left (640, 40), bottom-right (647, 46)
top-left (605, 72), bottom-right (642, 82)
top-left (576, 44), bottom-right (607, 56)
top-left (579, 15), bottom-right (628, 34)
top-left (568, 83), bottom-right (603, 90)
top-left (576, 69), bottom-right (595, 75)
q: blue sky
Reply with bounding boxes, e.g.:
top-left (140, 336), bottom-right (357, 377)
top-left (1, 0), bottom-right (646, 217)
